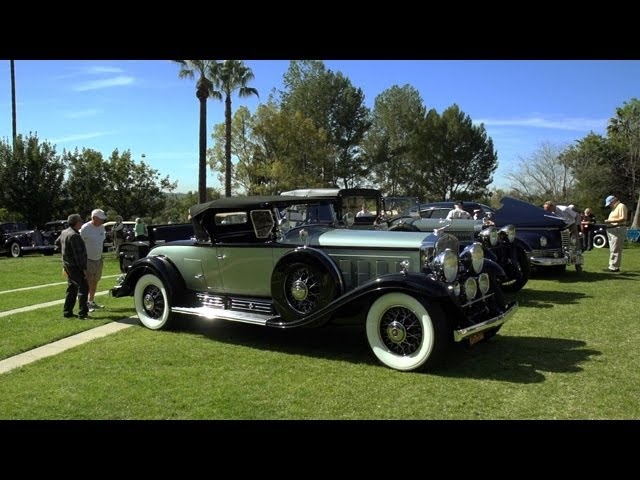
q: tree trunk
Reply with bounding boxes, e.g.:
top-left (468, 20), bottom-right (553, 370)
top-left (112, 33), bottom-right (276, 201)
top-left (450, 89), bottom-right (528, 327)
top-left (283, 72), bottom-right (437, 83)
top-left (632, 190), bottom-right (640, 229)
top-left (196, 82), bottom-right (209, 204)
top-left (225, 94), bottom-right (232, 197)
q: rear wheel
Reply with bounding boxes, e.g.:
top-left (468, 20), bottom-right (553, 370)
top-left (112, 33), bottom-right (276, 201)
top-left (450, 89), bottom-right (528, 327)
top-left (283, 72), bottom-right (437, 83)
top-left (366, 293), bottom-right (447, 371)
top-left (593, 233), bottom-right (607, 249)
top-left (134, 273), bottom-right (173, 330)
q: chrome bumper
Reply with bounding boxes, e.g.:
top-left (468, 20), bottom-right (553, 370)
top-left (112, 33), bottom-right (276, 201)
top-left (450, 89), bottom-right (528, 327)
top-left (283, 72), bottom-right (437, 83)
top-left (453, 301), bottom-right (518, 342)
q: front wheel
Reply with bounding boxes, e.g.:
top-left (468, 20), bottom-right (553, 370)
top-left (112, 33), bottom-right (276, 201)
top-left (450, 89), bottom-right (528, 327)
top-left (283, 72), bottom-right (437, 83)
top-left (9, 242), bottom-right (22, 258)
top-left (134, 273), bottom-right (173, 330)
top-left (366, 293), bottom-right (447, 372)
top-left (501, 246), bottom-right (530, 293)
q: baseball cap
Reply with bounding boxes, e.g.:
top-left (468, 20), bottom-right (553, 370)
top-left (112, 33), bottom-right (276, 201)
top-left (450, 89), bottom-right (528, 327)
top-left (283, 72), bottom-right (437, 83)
top-left (604, 195), bottom-right (615, 207)
top-left (91, 208), bottom-right (107, 220)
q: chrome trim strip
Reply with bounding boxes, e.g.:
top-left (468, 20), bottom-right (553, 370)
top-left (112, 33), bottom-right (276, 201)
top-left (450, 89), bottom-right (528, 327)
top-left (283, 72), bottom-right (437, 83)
top-left (530, 256), bottom-right (568, 266)
top-left (453, 302), bottom-right (518, 342)
top-left (172, 306), bottom-right (274, 325)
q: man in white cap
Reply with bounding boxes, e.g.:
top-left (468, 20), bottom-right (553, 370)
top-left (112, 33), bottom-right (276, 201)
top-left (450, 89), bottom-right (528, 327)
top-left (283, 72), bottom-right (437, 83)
top-left (603, 195), bottom-right (628, 272)
top-left (80, 208), bottom-right (107, 310)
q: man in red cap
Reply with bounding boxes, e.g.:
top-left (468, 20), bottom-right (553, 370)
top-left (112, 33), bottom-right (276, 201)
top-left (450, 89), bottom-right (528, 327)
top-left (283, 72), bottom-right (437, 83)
top-left (603, 195), bottom-right (628, 272)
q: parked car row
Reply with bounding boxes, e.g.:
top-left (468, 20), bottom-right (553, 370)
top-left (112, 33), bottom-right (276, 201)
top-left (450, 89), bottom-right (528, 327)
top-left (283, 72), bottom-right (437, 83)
top-left (0, 222), bottom-right (56, 258)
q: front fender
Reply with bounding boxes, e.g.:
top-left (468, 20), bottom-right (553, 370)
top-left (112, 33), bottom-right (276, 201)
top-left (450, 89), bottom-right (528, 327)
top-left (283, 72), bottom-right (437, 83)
top-left (267, 272), bottom-right (451, 329)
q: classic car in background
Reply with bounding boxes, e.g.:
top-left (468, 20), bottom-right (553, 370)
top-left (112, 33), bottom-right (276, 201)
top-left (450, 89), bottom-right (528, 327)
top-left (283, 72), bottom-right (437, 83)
top-left (103, 220), bottom-right (136, 252)
top-left (0, 221), bottom-right (56, 258)
top-left (387, 208), bottom-right (528, 293)
top-left (281, 188), bottom-right (386, 229)
top-left (111, 196), bottom-right (517, 372)
top-left (117, 222), bottom-right (195, 272)
top-left (43, 220), bottom-right (68, 247)
top-left (420, 198), bottom-right (584, 274)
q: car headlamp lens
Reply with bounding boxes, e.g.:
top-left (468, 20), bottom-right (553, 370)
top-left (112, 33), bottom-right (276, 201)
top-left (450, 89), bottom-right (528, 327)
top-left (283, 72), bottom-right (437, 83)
top-left (478, 272), bottom-right (490, 295)
top-left (434, 249), bottom-right (458, 283)
top-left (480, 226), bottom-right (498, 246)
top-left (464, 277), bottom-right (477, 300)
top-left (500, 224), bottom-right (516, 243)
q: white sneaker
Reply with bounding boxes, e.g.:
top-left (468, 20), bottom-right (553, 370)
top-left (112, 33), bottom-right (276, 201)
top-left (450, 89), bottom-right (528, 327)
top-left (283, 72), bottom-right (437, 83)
top-left (88, 301), bottom-right (104, 310)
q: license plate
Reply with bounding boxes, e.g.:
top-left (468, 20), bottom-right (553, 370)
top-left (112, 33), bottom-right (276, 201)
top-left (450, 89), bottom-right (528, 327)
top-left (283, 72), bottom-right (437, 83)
top-left (469, 332), bottom-right (484, 345)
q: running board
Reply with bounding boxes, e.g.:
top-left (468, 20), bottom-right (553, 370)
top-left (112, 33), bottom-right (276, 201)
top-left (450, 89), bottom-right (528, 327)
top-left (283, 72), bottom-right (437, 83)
top-left (171, 306), bottom-right (276, 326)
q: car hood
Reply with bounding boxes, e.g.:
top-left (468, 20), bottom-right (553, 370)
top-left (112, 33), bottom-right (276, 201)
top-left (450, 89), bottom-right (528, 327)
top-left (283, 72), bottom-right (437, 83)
top-left (283, 227), bottom-right (432, 249)
top-left (493, 197), bottom-right (567, 229)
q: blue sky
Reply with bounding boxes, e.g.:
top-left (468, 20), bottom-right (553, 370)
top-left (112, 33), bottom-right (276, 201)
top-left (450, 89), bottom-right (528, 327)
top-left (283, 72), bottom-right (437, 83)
top-left (1, 60), bottom-right (638, 193)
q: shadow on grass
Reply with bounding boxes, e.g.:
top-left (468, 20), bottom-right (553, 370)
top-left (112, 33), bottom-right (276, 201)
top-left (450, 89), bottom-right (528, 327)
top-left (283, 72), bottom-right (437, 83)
top-left (166, 316), bottom-right (600, 383)
top-left (531, 269), bottom-right (640, 284)
top-left (506, 289), bottom-right (586, 308)
top-left (439, 335), bottom-right (601, 383)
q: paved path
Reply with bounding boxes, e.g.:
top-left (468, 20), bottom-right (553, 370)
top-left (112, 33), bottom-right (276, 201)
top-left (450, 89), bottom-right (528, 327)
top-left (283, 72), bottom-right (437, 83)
top-left (0, 317), bottom-right (137, 374)
top-left (0, 280), bottom-right (136, 375)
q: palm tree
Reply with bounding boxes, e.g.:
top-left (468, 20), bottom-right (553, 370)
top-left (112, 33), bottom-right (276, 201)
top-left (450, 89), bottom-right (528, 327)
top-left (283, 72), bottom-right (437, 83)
top-left (10, 60), bottom-right (17, 148)
top-left (211, 60), bottom-right (259, 197)
top-left (173, 60), bottom-right (221, 204)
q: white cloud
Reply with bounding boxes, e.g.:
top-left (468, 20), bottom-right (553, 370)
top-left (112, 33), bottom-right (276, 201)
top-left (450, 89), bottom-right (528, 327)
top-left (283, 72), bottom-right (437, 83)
top-left (475, 116), bottom-right (608, 132)
top-left (85, 66), bottom-right (124, 74)
top-left (64, 109), bottom-right (101, 119)
top-left (73, 76), bottom-right (134, 92)
top-left (50, 132), bottom-right (112, 143)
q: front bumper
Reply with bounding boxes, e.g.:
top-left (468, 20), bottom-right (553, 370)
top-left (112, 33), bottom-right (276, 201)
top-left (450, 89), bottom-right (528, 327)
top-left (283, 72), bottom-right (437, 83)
top-left (453, 301), bottom-right (518, 342)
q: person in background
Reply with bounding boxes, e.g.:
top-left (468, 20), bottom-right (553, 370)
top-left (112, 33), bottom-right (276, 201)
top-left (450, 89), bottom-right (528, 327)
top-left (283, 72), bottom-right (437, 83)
top-left (603, 195), bottom-right (628, 272)
top-left (55, 214), bottom-right (90, 319)
top-left (134, 217), bottom-right (147, 240)
top-left (356, 204), bottom-right (370, 217)
top-left (543, 201), bottom-right (580, 238)
top-left (580, 207), bottom-right (596, 251)
top-left (112, 215), bottom-right (124, 253)
top-left (446, 201), bottom-right (471, 219)
top-left (80, 208), bottom-right (107, 312)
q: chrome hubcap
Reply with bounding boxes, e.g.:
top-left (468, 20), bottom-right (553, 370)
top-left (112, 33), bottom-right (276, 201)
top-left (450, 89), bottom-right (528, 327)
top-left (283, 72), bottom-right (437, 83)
top-left (291, 280), bottom-right (308, 301)
top-left (386, 320), bottom-right (407, 344)
top-left (143, 293), bottom-right (155, 310)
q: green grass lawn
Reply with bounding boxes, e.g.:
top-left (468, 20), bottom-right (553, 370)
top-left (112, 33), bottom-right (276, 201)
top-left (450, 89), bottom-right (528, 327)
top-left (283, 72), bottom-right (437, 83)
top-left (0, 246), bottom-right (639, 419)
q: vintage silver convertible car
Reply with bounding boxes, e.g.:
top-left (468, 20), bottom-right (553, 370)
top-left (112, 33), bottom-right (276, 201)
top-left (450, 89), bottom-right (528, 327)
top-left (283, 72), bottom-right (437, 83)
top-left (111, 196), bottom-right (517, 372)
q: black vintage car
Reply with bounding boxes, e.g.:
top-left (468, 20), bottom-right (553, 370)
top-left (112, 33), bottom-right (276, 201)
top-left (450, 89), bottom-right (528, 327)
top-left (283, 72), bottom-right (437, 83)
top-left (0, 222), bottom-right (56, 258)
top-left (111, 196), bottom-right (517, 372)
top-left (421, 198), bottom-right (584, 274)
top-left (117, 222), bottom-right (195, 272)
top-left (44, 220), bottom-right (68, 248)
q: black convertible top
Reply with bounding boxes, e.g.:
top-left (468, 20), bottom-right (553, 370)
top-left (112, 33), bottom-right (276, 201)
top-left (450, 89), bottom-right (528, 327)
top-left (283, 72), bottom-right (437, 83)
top-left (189, 195), bottom-right (332, 219)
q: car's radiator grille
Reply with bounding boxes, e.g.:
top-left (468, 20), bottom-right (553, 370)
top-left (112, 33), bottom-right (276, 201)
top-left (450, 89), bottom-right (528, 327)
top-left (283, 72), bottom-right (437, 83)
top-left (530, 248), bottom-right (563, 258)
top-left (196, 293), bottom-right (273, 314)
top-left (561, 229), bottom-right (570, 248)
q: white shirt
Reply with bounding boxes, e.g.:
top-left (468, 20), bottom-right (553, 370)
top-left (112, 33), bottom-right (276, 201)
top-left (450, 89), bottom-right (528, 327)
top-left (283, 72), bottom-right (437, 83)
top-left (446, 208), bottom-right (471, 220)
top-left (80, 221), bottom-right (106, 260)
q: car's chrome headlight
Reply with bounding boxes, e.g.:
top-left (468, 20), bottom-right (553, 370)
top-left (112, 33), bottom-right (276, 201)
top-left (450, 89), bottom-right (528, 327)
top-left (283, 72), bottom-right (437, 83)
top-left (500, 224), bottom-right (516, 243)
top-left (570, 234), bottom-right (578, 246)
top-left (433, 248), bottom-right (458, 283)
top-left (539, 236), bottom-right (548, 248)
top-left (464, 277), bottom-right (477, 300)
top-left (461, 242), bottom-right (484, 274)
top-left (478, 272), bottom-right (490, 295)
top-left (479, 226), bottom-right (498, 246)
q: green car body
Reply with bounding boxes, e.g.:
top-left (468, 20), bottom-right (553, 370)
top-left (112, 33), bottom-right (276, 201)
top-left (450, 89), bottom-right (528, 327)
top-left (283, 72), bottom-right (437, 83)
top-left (111, 195), bottom-right (517, 372)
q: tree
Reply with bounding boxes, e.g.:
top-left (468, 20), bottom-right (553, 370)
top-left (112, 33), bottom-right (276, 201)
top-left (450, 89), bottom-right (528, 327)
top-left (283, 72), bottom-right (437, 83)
top-left (210, 60), bottom-right (258, 197)
top-left (362, 84), bottom-right (426, 195)
top-left (249, 102), bottom-right (331, 194)
top-left (280, 60), bottom-right (371, 188)
top-left (607, 98), bottom-right (640, 228)
top-left (209, 106), bottom-right (256, 194)
top-left (173, 60), bottom-right (220, 204)
top-left (0, 133), bottom-right (66, 227)
top-left (505, 141), bottom-right (574, 205)
top-left (415, 104), bottom-right (497, 201)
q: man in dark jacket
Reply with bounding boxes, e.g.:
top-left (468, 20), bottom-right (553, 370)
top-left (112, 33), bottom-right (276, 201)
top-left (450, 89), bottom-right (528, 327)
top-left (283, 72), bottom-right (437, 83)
top-left (55, 214), bottom-right (90, 319)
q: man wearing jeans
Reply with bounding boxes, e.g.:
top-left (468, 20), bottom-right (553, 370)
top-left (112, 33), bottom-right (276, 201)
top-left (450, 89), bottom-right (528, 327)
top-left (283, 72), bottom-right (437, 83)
top-left (603, 195), bottom-right (628, 272)
top-left (81, 208), bottom-right (107, 311)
